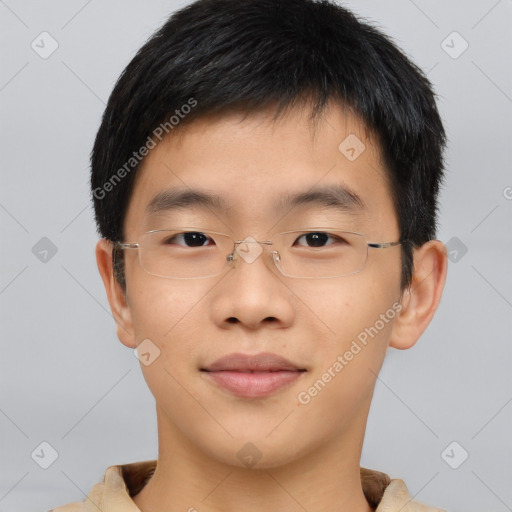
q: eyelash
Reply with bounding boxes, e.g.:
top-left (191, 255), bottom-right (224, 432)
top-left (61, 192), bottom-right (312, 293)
top-left (164, 231), bottom-right (347, 248)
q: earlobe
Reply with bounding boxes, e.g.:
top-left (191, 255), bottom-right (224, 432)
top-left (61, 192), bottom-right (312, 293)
top-left (389, 240), bottom-right (448, 350)
top-left (95, 238), bottom-right (137, 349)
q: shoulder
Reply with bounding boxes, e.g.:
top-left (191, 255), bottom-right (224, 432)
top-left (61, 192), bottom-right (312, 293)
top-left (49, 479), bottom-right (106, 511)
top-left (360, 467), bottom-right (446, 511)
top-left (50, 503), bottom-right (84, 512)
top-left (49, 460), bottom-right (157, 511)
top-left (48, 465), bottom-right (116, 511)
top-left (377, 478), bottom-right (447, 512)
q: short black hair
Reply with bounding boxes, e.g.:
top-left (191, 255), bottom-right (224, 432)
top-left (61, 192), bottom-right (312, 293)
top-left (90, 0), bottom-right (447, 292)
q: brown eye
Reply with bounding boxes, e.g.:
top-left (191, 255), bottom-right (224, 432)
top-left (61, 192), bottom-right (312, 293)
top-left (164, 232), bottom-right (212, 247)
top-left (295, 232), bottom-right (346, 248)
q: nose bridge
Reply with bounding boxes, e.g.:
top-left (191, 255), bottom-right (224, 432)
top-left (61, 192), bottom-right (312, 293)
top-left (230, 236), bottom-right (276, 269)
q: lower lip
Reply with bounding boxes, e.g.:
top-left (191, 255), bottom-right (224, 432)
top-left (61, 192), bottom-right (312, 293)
top-left (202, 370), bottom-right (304, 398)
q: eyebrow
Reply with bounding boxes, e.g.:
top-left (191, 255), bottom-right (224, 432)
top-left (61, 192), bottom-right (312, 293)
top-left (145, 184), bottom-right (366, 218)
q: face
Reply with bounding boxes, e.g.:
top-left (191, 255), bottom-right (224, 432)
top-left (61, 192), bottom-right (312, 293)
top-left (118, 102), bottom-right (403, 468)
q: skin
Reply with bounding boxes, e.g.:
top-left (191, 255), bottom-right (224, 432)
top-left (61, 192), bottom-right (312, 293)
top-left (96, 101), bottom-right (447, 512)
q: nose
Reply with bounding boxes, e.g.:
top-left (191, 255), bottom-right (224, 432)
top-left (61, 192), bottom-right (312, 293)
top-left (210, 237), bottom-right (295, 331)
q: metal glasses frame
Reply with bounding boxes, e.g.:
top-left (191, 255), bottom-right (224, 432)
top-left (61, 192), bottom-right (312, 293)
top-left (113, 228), bottom-right (405, 279)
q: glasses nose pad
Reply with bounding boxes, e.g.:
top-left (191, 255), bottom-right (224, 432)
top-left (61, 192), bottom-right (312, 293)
top-left (226, 243), bottom-right (278, 272)
top-left (226, 251), bottom-right (237, 267)
top-left (271, 249), bottom-right (283, 274)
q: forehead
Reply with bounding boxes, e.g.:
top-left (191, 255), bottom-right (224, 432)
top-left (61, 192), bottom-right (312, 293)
top-left (123, 103), bottom-right (397, 237)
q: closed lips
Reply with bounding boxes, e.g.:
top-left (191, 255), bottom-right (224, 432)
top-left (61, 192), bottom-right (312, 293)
top-left (200, 352), bottom-right (307, 372)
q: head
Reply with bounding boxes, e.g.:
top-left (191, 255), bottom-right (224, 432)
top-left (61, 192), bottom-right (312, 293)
top-left (93, 0), bottom-right (447, 469)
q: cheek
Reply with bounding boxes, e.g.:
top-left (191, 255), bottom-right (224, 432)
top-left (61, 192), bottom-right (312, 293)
top-left (290, 269), bottom-right (399, 346)
top-left (127, 279), bottom-right (209, 402)
top-left (293, 282), bottom-right (398, 435)
top-left (127, 274), bottom-right (207, 336)
top-left (126, 276), bottom-right (217, 389)
top-left (294, 263), bottom-right (401, 399)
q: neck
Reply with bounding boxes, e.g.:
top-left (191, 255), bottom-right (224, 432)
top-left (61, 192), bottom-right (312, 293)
top-left (133, 406), bottom-right (374, 512)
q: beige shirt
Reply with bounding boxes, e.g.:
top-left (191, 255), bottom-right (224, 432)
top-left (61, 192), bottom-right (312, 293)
top-left (50, 460), bottom-right (446, 512)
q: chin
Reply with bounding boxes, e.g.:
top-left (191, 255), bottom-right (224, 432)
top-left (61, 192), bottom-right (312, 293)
top-left (196, 434), bottom-right (311, 470)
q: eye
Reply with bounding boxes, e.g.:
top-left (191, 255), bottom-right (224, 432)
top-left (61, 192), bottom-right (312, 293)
top-left (294, 232), bottom-right (348, 248)
top-left (163, 232), bottom-right (214, 247)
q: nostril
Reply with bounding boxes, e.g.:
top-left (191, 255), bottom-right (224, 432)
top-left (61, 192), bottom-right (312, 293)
top-left (227, 317), bottom-right (238, 324)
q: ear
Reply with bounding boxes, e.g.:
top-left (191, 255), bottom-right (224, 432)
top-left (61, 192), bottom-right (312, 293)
top-left (389, 240), bottom-right (448, 350)
top-left (95, 238), bottom-right (137, 349)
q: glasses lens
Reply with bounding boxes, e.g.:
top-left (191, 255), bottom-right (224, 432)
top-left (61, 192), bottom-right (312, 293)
top-left (273, 230), bottom-right (367, 278)
top-left (139, 229), bottom-right (233, 279)
top-left (135, 228), bottom-right (368, 279)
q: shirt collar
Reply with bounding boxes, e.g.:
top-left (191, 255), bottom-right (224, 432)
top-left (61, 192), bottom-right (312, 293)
top-left (80, 460), bottom-right (445, 511)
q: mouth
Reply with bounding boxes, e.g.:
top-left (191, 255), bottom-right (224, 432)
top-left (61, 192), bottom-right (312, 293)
top-left (200, 352), bottom-right (307, 398)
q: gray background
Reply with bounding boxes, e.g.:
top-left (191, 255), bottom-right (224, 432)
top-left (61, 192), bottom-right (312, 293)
top-left (1, 0), bottom-right (511, 511)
